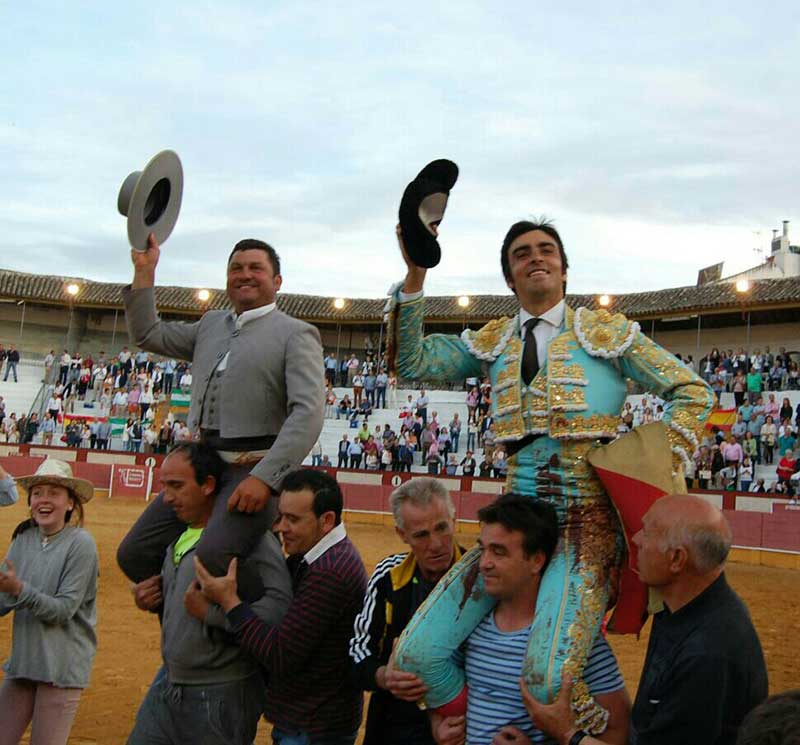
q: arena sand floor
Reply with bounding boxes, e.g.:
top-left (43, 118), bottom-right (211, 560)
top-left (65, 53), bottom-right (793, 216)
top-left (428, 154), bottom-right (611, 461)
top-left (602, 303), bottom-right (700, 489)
top-left (0, 496), bottom-right (797, 744)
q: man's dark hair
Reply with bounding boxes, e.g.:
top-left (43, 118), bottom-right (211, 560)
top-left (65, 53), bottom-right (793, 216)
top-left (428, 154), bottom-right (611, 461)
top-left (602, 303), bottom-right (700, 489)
top-left (281, 467), bottom-right (343, 525)
top-left (228, 238), bottom-right (281, 276)
top-left (736, 690), bottom-right (800, 745)
top-left (168, 442), bottom-right (226, 494)
top-left (500, 219), bottom-right (569, 295)
top-left (477, 493), bottom-right (559, 572)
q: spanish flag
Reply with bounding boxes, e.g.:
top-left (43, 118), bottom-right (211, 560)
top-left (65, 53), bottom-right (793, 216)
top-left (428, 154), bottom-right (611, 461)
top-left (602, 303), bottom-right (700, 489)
top-left (705, 407), bottom-right (737, 431)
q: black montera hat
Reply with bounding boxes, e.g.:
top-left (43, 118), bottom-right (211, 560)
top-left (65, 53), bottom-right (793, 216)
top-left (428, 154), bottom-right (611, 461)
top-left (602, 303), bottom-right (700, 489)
top-left (398, 159), bottom-right (459, 268)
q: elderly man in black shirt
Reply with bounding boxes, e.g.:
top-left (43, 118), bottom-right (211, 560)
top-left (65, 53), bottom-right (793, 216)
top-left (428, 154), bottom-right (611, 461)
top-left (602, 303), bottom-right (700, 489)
top-left (521, 493), bottom-right (767, 745)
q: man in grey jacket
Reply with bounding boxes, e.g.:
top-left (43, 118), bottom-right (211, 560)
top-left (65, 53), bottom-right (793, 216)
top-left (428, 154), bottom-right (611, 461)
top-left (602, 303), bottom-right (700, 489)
top-left (118, 234), bottom-right (324, 594)
top-left (127, 443), bottom-right (292, 745)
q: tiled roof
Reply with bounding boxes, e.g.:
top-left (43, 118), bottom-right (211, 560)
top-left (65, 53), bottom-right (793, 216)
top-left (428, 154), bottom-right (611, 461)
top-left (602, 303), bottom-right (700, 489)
top-left (0, 268), bottom-right (798, 322)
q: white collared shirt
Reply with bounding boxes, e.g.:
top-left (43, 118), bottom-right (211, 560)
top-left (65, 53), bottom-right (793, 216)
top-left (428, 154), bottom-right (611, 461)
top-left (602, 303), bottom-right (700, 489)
top-left (519, 299), bottom-right (565, 366)
top-left (304, 522), bottom-right (347, 565)
top-left (218, 303), bottom-right (276, 372)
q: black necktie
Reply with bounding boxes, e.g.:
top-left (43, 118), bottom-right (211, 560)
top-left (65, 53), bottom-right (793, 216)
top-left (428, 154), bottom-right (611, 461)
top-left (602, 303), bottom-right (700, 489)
top-left (521, 318), bottom-right (541, 385)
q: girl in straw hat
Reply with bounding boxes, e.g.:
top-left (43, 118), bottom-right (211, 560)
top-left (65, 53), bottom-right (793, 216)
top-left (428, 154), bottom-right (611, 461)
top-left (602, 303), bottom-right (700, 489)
top-left (0, 459), bottom-right (98, 745)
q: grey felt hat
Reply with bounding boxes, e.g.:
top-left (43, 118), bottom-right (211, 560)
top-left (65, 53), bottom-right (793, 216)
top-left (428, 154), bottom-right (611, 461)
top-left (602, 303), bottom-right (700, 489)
top-left (117, 150), bottom-right (184, 251)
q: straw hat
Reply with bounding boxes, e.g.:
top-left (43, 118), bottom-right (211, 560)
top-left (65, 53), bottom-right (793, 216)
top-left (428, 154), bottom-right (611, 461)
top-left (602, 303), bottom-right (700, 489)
top-left (16, 459), bottom-right (94, 503)
top-left (117, 149), bottom-right (184, 252)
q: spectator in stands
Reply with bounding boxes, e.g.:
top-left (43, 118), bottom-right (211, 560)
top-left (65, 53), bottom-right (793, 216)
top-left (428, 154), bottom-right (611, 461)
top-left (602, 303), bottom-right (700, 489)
top-left (740, 456), bottom-right (754, 492)
top-left (311, 437), bottom-right (323, 467)
top-left (352, 372), bottom-right (364, 408)
top-left (139, 383), bottom-right (153, 420)
top-left (731, 371), bottom-right (746, 408)
top-left (346, 353), bottom-right (360, 385)
top-left (694, 446), bottom-right (712, 489)
top-left (337, 393), bottom-right (352, 420)
top-left (0, 460), bottom-right (98, 745)
top-left (460, 450), bottom-right (477, 477)
top-left (710, 445), bottom-right (725, 488)
top-left (431, 495), bottom-right (629, 745)
top-left (779, 397), bottom-right (794, 424)
top-left (493, 445), bottom-right (508, 479)
top-left (448, 413), bottom-right (462, 453)
top-left (40, 412), bottom-right (56, 447)
top-left (731, 414), bottom-right (747, 441)
top-left (121, 418), bottom-right (132, 451)
top-left (750, 478), bottom-right (767, 493)
top-left (746, 366), bottom-right (763, 405)
top-left (742, 431), bottom-right (758, 469)
top-left (127, 443), bottom-right (291, 745)
top-left (325, 385), bottom-right (337, 419)
top-left (364, 436), bottom-right (380, 471)
top-left (761, 415), bottom-right (778, 465)
top-left (130, 419), bottom-right (143, 453)
top-left (437, 426), bottom-right (451, 460)
top-left (763, 392), bottom-right (780, 421)
top-left (375, 370), bottom-right (388, 409)
top-left (3, 345), bottom-right (20, 383)
top-left (351, 478), bottom-right (464, 745)
top-left (359, 397), bottom-right (373, 422)
top-left (324, 352), bottom-right (338, 385)
top-left (337, 435), bottom-right (350, 469)
top-left (178, 368), bottom-right (192, 391)
top-left (143, 423), bottom-right (159, 453)
top-left (363, 368), bottom-right (377, 407)
top-left (94, 418), bottom-right (111, 451)
top-left (195, 468), bottom-right (368, 745)
top-left (777, 421), bottom-right (795, 458)
top-left (466, 387), bottom-right (479, 425)
top-left (381, 445), bottom-right (393, 471)
top-left (416, 389), bottom-right (429, 427)
top-left (426, 439), bottom-right (441, 475)
top-left (348, 437), bottom-right (364, 469)
top-left (777, 450), bottom-right (797, 495)
top-left (788, 361), bottom-right (799, 390)
top-left (483, 422), bottom-right (497, 463)
top-left (21, 414), bottom-right (38, 445)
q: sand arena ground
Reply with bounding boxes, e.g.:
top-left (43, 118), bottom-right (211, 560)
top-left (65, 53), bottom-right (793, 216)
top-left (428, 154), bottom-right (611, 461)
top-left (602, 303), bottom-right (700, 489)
top-left (0, 496), bottom-right (797, 744)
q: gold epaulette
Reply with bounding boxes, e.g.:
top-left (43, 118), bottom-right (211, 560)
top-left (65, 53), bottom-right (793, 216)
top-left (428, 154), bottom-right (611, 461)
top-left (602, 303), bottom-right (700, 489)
top-left (573, 307), bottom-right (640, 359)
top-left (461, 317), bottom-right (516, 362)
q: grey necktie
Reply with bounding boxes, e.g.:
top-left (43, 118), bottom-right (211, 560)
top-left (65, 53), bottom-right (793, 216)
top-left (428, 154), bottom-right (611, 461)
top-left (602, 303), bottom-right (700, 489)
top-left (521, 318), bottom-right (541, 385)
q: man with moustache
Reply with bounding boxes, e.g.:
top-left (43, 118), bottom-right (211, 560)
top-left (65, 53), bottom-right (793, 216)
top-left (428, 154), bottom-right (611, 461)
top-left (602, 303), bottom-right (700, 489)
top-left (118, 233), bottom-right (324, 597)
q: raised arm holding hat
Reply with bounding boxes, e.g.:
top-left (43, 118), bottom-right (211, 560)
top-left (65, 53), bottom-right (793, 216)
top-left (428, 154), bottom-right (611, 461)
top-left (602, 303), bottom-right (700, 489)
top-left (387, 212), bottom-right (715, 736)
top-left (117, 232), bottom-right (324, 596)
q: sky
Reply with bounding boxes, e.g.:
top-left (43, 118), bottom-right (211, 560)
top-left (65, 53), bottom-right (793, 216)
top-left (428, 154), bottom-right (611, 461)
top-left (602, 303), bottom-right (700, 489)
top-left (2, 2), bottom-right (799, 299)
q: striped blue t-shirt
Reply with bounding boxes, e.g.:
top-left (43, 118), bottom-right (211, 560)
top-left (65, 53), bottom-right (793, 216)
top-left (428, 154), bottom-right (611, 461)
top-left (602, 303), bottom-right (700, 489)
top-left (461, 612), bottom-right (624, 744)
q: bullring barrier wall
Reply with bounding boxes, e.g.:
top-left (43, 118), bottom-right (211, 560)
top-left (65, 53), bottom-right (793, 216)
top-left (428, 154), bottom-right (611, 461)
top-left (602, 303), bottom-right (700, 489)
top-left (1, 444), bottom-right (798, 568)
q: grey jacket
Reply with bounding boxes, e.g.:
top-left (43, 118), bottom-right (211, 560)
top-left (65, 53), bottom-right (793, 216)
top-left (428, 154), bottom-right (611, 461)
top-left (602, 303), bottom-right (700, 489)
top-left (161, 530), bottom-right (292, 685)
top-left (123, 286), bottom-right (324, 488)
top-left (0, 526), bottom-right (98, 688)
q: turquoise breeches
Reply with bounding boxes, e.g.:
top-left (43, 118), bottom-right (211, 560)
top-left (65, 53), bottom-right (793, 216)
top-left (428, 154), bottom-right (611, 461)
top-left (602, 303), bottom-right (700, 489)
top-left (395, 436), bottom-right (622, 731)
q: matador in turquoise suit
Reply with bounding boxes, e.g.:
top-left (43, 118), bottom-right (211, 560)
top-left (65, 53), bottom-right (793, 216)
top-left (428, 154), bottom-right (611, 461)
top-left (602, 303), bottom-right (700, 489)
top-left (388, 220), bottom-right (714, 734)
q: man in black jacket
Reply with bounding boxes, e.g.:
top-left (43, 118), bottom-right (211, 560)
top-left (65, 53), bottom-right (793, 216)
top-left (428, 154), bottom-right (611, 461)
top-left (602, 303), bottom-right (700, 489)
top-left (350, 478), bottom-right (464, 745)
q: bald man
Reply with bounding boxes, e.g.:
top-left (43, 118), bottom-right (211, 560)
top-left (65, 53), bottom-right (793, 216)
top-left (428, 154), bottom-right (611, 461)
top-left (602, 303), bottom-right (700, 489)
top-left (522, 494), bottom-right (768, 745)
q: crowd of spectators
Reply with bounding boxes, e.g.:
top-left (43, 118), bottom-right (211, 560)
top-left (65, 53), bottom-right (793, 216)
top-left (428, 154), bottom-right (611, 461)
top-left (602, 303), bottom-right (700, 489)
top-left (694, 396), bottom-right (800, 495)
top-left (698, 346), bottom-right (799, 399)
top-left (33, 347), bottom-right (192, 451)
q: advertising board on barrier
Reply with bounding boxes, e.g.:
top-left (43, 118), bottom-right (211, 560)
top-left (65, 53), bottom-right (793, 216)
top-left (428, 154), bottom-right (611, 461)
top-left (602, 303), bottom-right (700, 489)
top-left (109, 464), bottom-right (153, 500)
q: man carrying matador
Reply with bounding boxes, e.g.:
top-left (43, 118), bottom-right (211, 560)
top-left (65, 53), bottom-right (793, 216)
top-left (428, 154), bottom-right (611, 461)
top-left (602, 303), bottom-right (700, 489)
top-left (386, 162), bottom-right (715, 738)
